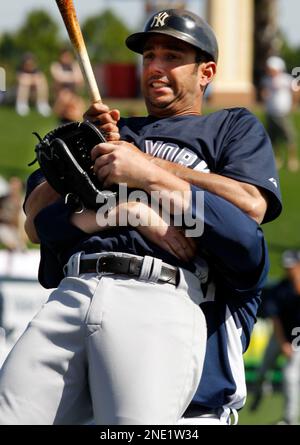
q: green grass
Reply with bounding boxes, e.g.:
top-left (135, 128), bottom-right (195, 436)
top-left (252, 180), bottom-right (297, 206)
top-left (239, 391), bottom-right (284, 425)
top-left (0, 106), bottom-right (58, 179)
top-left (261, 110), bottom-right (300, 279)
top-left (264, 168), bottom-right (300, 278)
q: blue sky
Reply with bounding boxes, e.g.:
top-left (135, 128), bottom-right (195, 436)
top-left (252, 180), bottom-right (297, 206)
top-left (0, 0), bottom-right (299, 46)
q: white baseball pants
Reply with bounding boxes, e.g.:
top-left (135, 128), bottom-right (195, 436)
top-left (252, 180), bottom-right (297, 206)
top-left (0, 253), bottom-right (207, 425)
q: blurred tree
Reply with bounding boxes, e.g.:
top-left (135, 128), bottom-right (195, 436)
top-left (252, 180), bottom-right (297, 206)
top-left (0, 33), bottom-right (19, 88)
top-left (145, 0), bottom-right (186, 13)
top-left (82, 10), bottom-right (135, 64)
top-left (0, 10), bottom-right (62, 87)
top-left (280, 36), bottom-right (300, 73)
top-left (0, 33), bottom-right (18, 62)
top-left (254, 0), bottom-right (282, 99)
top-left (14, 10), bottom-right (62, 72)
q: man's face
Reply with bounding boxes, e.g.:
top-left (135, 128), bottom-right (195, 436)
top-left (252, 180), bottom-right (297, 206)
top-left (141, 35), bottom-right (207, 117)
top-left (60, 51), bottom-right (73, 65)
top-left (266, 66), bottom-right (280, 78)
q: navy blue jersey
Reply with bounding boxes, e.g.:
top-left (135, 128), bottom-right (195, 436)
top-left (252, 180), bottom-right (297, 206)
top-left (118, 108), bottom-right (282, 224)
top-left (25, 106), bottom-right (280, 412)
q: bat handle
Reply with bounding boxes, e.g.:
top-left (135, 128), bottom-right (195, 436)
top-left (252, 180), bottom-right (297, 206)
top-left (78, 49), bottom-right (101, 103)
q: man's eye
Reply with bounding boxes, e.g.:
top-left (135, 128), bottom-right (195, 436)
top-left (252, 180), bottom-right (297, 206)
top-left (166, 54), bottom-right (180, 61)
top-left (143, 53), bottom-right (154, 60)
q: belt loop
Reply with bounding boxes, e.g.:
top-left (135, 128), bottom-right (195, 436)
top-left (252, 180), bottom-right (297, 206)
top-left (149, 258), bottom-right (162, 283)
top-left (219, 407), bottom-right (238, 425)
top-left (229, 408), bottom-right (239, 425)
top-left (176, 269), bottom-right (187, 292)
top-left (139, 255), bottom-right (153, 281)
top-left (64, 251), bottom-right (84, 277)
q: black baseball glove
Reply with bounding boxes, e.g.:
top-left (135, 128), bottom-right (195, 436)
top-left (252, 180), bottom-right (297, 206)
top-left (31, 121), bottom-right (117, 211)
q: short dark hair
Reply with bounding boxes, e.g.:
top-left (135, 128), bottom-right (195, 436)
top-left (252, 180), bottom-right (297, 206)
top-left (195, 50), bottom-right (213, 65)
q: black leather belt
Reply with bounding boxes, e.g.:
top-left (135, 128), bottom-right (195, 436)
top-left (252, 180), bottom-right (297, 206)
top-left (79, 255), bottom-right (178, 285)
top-left (183, 404), bottom-right (220, 418)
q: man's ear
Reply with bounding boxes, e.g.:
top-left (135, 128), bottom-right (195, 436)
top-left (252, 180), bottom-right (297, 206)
top-left (199, 62), bottom-right (217, 87)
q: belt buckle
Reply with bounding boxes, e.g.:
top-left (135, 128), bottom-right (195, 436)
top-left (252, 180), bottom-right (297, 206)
top-left (96, 254), bottom-right (115, 276)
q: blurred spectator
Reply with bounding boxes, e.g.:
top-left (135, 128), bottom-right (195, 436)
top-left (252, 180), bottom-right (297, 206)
top-left (52, 88), bottom-right (86, 124)
top-left (250, 250), bottom-right (300, 422)
top-left (50, 48), bottom-right (85, 124)
top-left (15, 53), bottom-right (51, 117)
top-left (250, 275), bottom-right (284, 412)
top-left (272, 250), bottom-right (300, 425)
top-left (261, 56), bottom-right (299, 172)
top-left (51, 48), bottom-right (83, 93)
top-left (0, 176), bottom-right (9, 200)
top-left (0, 176), bottom-right (27, 251)
top-left (252, 250), bottom-right (300, 424)
top-left (249, 331), bottom-right (280, 411)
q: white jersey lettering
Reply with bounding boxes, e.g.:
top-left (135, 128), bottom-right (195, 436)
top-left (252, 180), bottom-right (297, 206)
top-left (144, 139), bottom-right (208, 170)
top-left (173, 150), bottom-right (198, 167)
top-left (145, 140), bottom-right (164, 157)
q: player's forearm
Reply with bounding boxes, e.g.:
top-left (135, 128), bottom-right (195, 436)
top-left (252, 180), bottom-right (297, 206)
top-left (70, 205), bottom-right (124, 234)
top-left (91, 139), bottom-right (191, 214)
top-left (24, 218), bottom-right (40, 244)
top-left (24, 181), bottom-right (60, 243)
top-left (149, 157), bottom-right (267, 223)
top-left (34, 199), bottom-right (89, 248)
top-left (141, 162), bottom-right (192, 215)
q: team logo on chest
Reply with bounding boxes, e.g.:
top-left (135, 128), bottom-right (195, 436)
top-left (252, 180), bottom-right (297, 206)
top-left (145, 140), bottom-right (210, 173)
top-left (150, 11), bottom-right (170, 28)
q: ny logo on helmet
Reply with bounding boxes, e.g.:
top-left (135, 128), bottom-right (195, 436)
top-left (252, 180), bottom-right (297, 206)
top-left (150, 12), bottom-right (169, 28)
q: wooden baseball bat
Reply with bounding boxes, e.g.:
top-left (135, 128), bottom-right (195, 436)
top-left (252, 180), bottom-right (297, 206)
top-left (55, 0), bottom-right (101, 103)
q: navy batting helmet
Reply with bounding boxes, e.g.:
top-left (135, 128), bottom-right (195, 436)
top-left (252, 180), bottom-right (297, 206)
top-left (126, 9), bottom-right (219, 62)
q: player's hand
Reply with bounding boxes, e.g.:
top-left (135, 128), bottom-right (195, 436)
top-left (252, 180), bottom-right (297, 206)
top-left (91, 140), bottom-right (153, 189)
top-left (127, 202), bottom-right (197, 262)
top-left (83, 102), bottom-right (120, 141)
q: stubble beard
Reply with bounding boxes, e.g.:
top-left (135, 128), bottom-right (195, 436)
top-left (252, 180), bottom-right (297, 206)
top-left (144, 88), bottom-right (180, 115)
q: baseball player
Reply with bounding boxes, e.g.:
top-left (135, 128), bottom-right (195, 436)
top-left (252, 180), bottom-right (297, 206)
top-left (262, 250), bottom-right (300, 425)
top-left (261, 56), bottom-right (299, 172)
top-left (0, 10), bottom-right (282, 425)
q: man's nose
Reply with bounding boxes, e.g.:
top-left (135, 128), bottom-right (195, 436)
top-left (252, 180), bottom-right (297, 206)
top-left (147, 57), bottom-right (166, 74)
